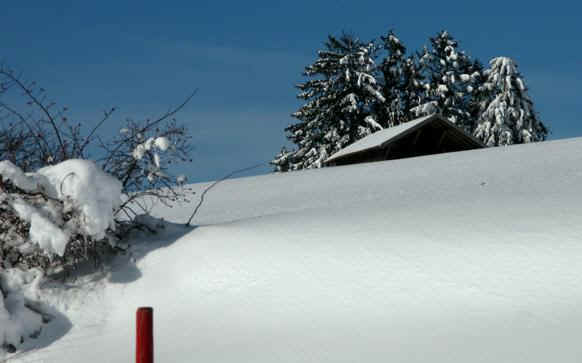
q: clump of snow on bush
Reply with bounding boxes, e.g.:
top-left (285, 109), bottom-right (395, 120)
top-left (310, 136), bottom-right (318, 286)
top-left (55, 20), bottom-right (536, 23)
top-left (0, 159), bottom-right (122, 256)
top-left (132, 136), bottom-right (171, 161)
top-left (0, 268), bottom-right (46, 352)
top-left (10, 199), bottom-right (69, 256)
top-left (154, 136), bottom-right (171, 151)
top-left (37, 160), bottom-right (122, 240)
top-left (0, 161), bottom-right (37, 192)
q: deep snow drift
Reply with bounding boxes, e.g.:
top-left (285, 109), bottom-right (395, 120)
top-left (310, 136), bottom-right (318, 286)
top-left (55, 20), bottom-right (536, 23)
top-left (6, 137), bottom-right (582, 362)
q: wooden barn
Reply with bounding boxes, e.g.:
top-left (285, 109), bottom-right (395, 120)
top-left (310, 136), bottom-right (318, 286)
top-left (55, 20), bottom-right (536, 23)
top-left (324, 114), bottom-right (485, 167)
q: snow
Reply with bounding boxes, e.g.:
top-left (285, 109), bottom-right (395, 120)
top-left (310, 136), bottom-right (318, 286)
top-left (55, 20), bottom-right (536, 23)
top-left (388, 34), bottom-right (400, 44)
top-left (11, 199), bottom-right (69, 256)
top-left (154, 137), bottom-right (171, 151)
top-left (364, 115), bottom-right (383, 131)
top-left (517, 77), bottom-right (526, 91)
top-left (132, 136), bottom-right (171, 160)
top-left (0, 269), bottom-right (45, 353)
top-left (0, 161), bottom-right (38, 192)
top-left (364, 84), bottom-right (386, 103)
top-left (36, 160), bottom-right (122, 240)
top-left (411, 101), bottom-right (439, 117)
top-left (437, 84), bottom-right (449, 93)
top-left (132, 144), bottom-right (146, 160)
top-left (5, 136), bottom-right (582, 362)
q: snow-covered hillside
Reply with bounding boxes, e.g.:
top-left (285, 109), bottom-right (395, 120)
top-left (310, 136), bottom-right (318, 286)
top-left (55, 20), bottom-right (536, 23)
top-left (7, 137), bottom-right (582, 363)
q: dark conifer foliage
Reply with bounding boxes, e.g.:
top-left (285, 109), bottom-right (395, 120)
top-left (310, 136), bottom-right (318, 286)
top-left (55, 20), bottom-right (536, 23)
top-left (418, 31), bottom-right (484, 133)
top-left (272, 34), bottom-right (385, 171)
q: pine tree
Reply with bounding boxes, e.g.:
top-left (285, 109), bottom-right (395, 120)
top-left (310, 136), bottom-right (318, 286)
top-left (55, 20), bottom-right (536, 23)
top-left (466, 59), bottom-right (489, 122)
top-left (272, 33), bottom-right (385, 171)
top-left (420, 31), bottom-right (483, 133)
top-left (377, 31), bottom-right (431, 126)
top-left (377, 30), bottom-right (407, 126)
top-left (474, 57), bottom-right (548, 146)
top-left (401, 54), bottom-right (430, 120)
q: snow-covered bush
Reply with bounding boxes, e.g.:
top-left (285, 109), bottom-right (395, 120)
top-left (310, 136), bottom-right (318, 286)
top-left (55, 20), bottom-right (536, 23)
top-left (0, 159), bottom-right (121, 271)
top-left (0, 64), bottom-right (194, 270)
top-left (100, 116), bottom-right (192, 221)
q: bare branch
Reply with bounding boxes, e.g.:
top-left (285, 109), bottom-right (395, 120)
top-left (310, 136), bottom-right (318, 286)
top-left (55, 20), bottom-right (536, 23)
top-left (186, 163), bottom-right (265, 226)
top-left (0, 68), bottom-right (67, 159)
top-left (80, 107), bottom-right (116, 155)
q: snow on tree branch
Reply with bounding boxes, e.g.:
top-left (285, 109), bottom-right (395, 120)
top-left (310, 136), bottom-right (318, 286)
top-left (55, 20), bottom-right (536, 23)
top-left (473, 57), bottom-right (548, 145)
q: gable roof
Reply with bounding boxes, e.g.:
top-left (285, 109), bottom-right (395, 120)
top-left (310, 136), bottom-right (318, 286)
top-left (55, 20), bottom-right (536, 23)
top-left (324, 114), bottom-right (486, 165)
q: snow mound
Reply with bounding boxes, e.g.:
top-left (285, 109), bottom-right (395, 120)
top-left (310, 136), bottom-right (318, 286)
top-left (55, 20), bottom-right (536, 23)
top-left (0, 269), bottom-right (46, 353)
top-left (8, 137), bottom-right (582, 363)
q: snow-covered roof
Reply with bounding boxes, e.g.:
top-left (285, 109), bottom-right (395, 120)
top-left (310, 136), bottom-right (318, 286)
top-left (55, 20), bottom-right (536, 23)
top-left (324, 113), bottom-right (484, 164)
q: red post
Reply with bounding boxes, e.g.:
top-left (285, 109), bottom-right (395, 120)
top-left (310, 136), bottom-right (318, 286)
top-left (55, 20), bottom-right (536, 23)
top-left (136, 307), bottom-right (153, 363)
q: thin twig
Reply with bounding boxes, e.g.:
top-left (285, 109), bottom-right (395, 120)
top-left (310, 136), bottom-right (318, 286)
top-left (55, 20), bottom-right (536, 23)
top-left (0, 69), bottom-right (67, 159)
top-left (80, 107), bottom-right (116, 155)
top-left (185, 162), bottom-right (266, 226)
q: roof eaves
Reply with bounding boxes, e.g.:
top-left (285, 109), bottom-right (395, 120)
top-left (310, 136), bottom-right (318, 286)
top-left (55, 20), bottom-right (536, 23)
top-left (377, 113), bottom-right (440, 150)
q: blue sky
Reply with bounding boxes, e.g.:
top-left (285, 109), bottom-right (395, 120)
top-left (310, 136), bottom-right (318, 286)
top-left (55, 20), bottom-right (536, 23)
top-left (1, 1), bottom-right (580, 182)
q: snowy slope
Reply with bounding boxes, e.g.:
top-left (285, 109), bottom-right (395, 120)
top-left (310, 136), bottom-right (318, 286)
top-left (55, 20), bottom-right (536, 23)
top-left (7, 137), bottom-right (582, 363)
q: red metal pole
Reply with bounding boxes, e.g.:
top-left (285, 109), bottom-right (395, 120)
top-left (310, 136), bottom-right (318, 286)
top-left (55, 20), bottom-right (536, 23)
top-left (136, 307), bottom-right (153, 363)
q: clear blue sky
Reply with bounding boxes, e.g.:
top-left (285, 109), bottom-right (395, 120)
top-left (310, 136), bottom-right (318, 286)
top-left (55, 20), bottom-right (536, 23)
top-left (1, 1), bottom-right (580, 182)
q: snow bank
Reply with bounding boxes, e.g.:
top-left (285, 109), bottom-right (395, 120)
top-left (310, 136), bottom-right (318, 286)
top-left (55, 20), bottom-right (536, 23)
top-left (9, 137), bottom-right (582, 362)
top-left (0, 269), bottom-right (45, 352)
top-left (0, 159), bottom-right (121, 256)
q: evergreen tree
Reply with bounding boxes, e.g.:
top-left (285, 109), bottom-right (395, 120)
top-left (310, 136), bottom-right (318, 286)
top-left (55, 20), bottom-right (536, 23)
top-left (419, 31), bottom-right (483, 133)
top-left (466, 59), bottom-right (489, 122)
top-left (377, 31), bottom-right (430, 126)
top-left (377, 30), bottom-right (407, 126)
top-left (401, 54), bottom-right (430, 120)
top-left (272, 33), bottom-right (385, 171)
top-left (474, 57), bottom-right (548, 145)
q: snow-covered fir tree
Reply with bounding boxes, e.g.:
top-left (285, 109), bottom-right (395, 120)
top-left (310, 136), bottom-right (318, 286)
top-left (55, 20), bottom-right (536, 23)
top-left (377, 30), bottom-right (407, 126)
top-left (474, 57), bottom-right (548, 146)
top-left (401, 54), bottom-right (430, 120)
top-left (272, 34), bottom-right (385, 171)
top-left (419, 31), bottom-right (483, 133)
top-left (376, 30), bottom-right (428, 126)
